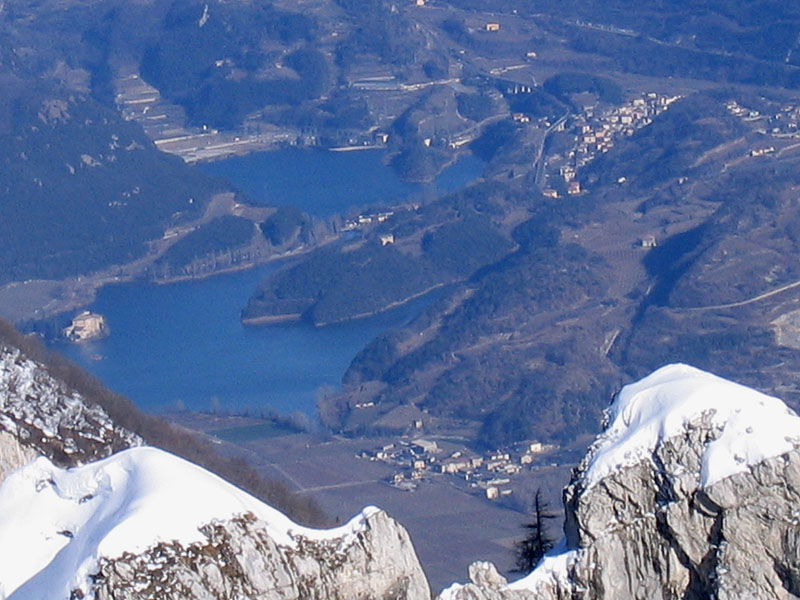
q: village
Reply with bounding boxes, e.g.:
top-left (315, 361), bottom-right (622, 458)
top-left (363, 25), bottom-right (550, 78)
top-left (539, 91), bottom-right (682, 198)
top-left (726, 98), bottom-right (800, 138)
top-left (358, 435), bottom-right (559, 502)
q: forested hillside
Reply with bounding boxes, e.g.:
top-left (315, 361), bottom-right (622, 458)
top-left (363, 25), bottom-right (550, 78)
top-left (0, 91), bottom-right (224, 285)
top-left (243, 182), bottom-right (517, 326)
top-left (319, 88), bottom-right (800, 448)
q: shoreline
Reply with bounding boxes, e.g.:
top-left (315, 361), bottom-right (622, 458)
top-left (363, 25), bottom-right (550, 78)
top-left (328, 145), bottom-right (384, 153)
top-left (149, 250), bottom-right (301, 286)
top-left (1, 241), bottom-right (323, 327)
top-left (1, 142), bottom-right (478, 326)
top-left (315, 282), bottom-right (447, 326)
top-left (151, 259), bottom-right (270, 286)
top-left (243, 282), bottom-right (448, 329)
top-left (241, 312), bottom-right (303, 326)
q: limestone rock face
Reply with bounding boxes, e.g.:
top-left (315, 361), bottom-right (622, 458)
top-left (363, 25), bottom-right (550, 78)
top-left (440, 365), bottom-right (800, 600)
top-left (438, 563), bottom-right (535, 600)
top-left (94, 510), bottom-right (431, 600)
top-left (561, 423), bottom-right (800, 600)
top-left (0, 429), bottom-right (36, 482)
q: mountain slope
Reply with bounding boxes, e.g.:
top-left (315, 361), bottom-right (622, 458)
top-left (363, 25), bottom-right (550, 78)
top-left (321, 88), bottom-right (800, 450)
top-left (0, 346), bottom-right (142, 472)
top-left (0, 320), bottom-right (326, 525)
top-left (0, 331), bottom-right (429, 600)
top-left (1, 447), bottom-right (429, 600)
top-left (440, 364), bottom-right (800, 600)
top-left (0, 89), bottom-right (225, 287)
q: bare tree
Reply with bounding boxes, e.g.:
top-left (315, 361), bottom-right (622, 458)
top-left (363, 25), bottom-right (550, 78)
top-left (515, 488), bottom-right (557, 572)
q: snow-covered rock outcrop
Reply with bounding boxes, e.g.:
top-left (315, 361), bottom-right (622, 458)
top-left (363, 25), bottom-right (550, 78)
top-left (0, 346), bottom-right (142, 474)
top-left (0, 429), bottom-right (36, 484)
top-left (0, 447), bottom-right (430, 600)
top-left (441, 364), bottom-right (800, 600)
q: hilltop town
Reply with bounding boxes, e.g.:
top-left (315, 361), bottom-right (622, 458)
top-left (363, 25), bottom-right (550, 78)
top-left (540, 92), bottom-right (681, 197)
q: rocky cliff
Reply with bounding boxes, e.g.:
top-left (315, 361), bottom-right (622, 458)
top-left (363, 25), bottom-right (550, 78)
top-left (1, 447), bottom-right (430, 600)
top-left (441, 364), bottom-right (800, 600)
top-left (93, 508), bottom-right (428, 600)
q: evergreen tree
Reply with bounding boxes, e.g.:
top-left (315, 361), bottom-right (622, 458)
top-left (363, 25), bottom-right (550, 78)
top-left (515, 488), bottom-right (557, 572)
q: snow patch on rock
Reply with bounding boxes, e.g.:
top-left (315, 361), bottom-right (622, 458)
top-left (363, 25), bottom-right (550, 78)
top-left (583, 363), bottom-right (800, 488)
top-left (508, 541), bottom-right (579, 593)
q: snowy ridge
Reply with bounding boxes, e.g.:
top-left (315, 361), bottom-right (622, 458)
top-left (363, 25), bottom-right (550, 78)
top-left (0, 446), bottom-right (379, 600)
top-left (438, 543), bottom-right (580, 600)
top-left (507, 541), bottom-right (579, 593)
top-left (583, 363), bottom-right (800, 488)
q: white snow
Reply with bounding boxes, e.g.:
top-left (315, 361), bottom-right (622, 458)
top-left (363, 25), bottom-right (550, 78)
top-left (507, 539), bottom-right (579, 593)
top-left (436, 581), bottom-right (465, 599)
top-left (0, 446), bottom-right (379, 600)
top-left (584, 363), bottom-right (800, 488)
top-left (437, 541), bottom-right (579, 598)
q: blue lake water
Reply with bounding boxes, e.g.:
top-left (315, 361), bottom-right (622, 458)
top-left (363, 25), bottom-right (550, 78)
top-left (59, 149), bottom-right (482, 417)
top-left (59, 265), bottom-right (436, 417)
top-left (199, 148), bottom-right (485, 216)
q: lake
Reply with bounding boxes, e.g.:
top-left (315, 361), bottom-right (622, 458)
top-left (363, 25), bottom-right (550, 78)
top-left (59, 265), bottom-right (438, 417)
top-left (59, 149), bottom-right (482, 417)
top-left (199, 148), bottom-right (485, 216)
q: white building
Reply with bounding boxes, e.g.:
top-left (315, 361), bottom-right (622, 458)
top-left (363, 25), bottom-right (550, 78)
top-left (63, 311), bottom-right (108, 342)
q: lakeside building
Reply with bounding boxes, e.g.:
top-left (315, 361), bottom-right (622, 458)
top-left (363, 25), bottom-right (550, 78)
top-left (63, 311), bottom-right (108, 342)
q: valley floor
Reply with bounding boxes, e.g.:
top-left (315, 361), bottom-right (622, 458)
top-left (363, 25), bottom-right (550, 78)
top-left (165, 412), bottom-right (580, 593)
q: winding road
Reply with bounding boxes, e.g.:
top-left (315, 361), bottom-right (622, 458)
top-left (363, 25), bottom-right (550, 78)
top-left (686, 278), bottom-right (800, 311)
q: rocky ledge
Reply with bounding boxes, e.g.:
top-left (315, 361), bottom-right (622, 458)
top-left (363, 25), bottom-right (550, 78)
top-left (0, 446), bottom-right (430, 600)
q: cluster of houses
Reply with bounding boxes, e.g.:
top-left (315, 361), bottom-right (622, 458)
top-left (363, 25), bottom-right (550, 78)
top-left (359, 438), bottom-right (557, 499)
top-left (727, 99), bottom-right (800, 140)
top-left (341, 210), bottom-right (395, 232)
top-left (542, 92), bottom-right (681, 198)
top-left (725, 100), bottom-right (764, 122)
